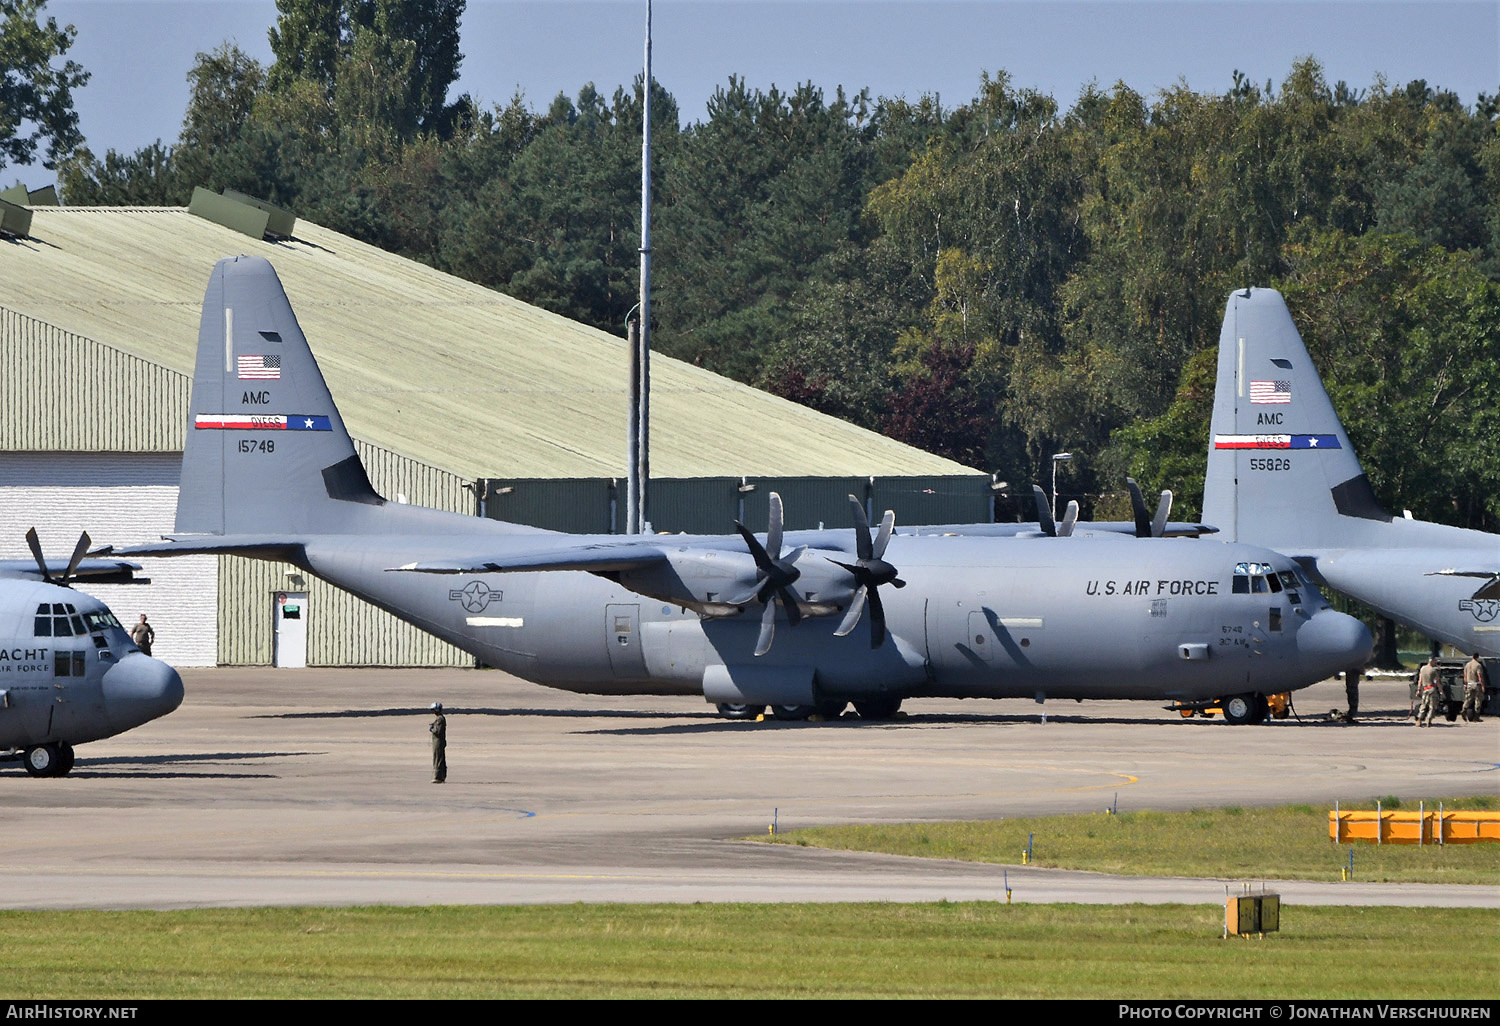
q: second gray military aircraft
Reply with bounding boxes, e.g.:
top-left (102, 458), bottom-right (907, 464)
top-left (119, 257), bottom-right (1371, 723)
top-left (1204, 287), bottom-right (1500, 659)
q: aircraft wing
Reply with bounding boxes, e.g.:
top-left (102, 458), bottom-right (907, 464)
top-left (903, 521), bottom-right (1218, 539)
top-left (112, 536), bottom-right (309, 561)
top-left (390, 542), bottom-right (671, 575)
top-left (1426, 568), bottom-right (1500, 600)
top-left (0, 558), bottom-right (148, 584)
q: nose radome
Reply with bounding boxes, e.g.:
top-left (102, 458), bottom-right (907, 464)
top-left (1297, 609), bottom-right (1374, 676)
top-left (102, 655), bottom-right (184, 729)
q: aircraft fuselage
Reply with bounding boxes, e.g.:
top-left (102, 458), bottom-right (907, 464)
top-left (299, 530), bottom-right (1366, 706)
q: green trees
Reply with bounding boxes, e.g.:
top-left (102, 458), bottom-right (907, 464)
top-left (0, 0), bottom-right (88, 170)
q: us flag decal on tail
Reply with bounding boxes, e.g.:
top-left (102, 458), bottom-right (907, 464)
top-left (238, 354), bottom-right (281, 380)
top-left (1249, 379), bottom-right (1291, 404)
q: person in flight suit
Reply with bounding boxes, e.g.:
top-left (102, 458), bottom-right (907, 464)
top-left (429, 702), bottom-right (447, 783)
top-left (129, 614), bottom-right (155, 656)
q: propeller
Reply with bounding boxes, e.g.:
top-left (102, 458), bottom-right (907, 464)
top-left (1032, 485), bottom-right (1058, 537)
top-left (26, 527), bottom-right (91, 586)
top-left (830, 495), bottom-right (905, 648)
top-left (728, 492), bottom-right (806, 656)
top-left (1059, 500), bottom-right (1079, 538)
top-left (1126, 478), bottom-right (1173, 538)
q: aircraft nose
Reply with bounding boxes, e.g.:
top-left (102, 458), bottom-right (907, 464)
top-left (102, 655), bottom-right (184, 730)
top-left (1297, 609), bottom-right (1374, 677)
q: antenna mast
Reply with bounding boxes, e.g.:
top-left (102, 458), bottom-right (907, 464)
top-left (626, 1), bottom-right (653, 534)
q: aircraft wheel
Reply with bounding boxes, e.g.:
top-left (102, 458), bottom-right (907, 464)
top-left (23, 744), bottom-right (61, 777)
top-left (56, 743), bottom-right (75, 776)
top-left (816, 700), bottom-right (847, 720)
top-left (770, 704), bottom-right (814, 721)
top-left (1250, 694), bottom-right (1270, 725)
top-left (715, 703), bottom-right (764, 720)
top-left (853, 697), bottom-right (902, 720)
top-left (1221, 694), bottom-right (1256, 725)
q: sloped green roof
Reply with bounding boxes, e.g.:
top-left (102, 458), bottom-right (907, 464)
top-left (0, 207), bottom-right (975, 479)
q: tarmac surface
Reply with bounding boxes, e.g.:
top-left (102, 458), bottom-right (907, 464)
top-left (3, 668), bottom-right (1495, 910)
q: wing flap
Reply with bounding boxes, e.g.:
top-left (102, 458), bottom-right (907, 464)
top-left (389, 543), bottom-right (669, 575)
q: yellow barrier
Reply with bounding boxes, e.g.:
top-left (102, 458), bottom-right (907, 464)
top-left (1329, 810), bottom-right (1500, 844)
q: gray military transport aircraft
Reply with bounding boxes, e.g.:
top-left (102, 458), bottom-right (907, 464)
top-left (1204, 287), bottom-right (1500, 658)
top-left (119, 257), bottom-right (1371, 723)
top-left (1, 530), bottom-right (184, 776)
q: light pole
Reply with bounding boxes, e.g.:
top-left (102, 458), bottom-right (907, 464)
top-left (1051, 452), bottom-right (1073, 523)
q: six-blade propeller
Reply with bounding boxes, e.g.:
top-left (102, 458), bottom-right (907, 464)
top-left (729, 493), bottom-right (807, 656)
top-left (829, 494), bottom-right (905, 649)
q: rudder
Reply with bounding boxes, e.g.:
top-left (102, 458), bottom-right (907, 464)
top-left (176, 256), bottom-right (385, 536)
top-left (1202, 287), bottom-right (1388, 552)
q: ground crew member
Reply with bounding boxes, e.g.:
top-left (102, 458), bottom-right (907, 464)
top-left (1461, 654), bottom-right (1487, 723)
top-left (129, 614), bottom-right (155, 656)
top-left (1343, 665), bottom-right (1362, 723)
top-left (429, 702), bottom-right (447, 783)
top-left (1416, 656), bottom-right (1442, 726)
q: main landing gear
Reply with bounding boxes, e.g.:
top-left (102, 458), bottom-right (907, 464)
top-left (715, 698), bottom-right (904, 721)
top-left (23, 742), bottom-right (75, 777)
top-left (1172, 693), bottom-right (1278, 724)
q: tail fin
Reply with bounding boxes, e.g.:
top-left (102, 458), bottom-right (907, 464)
top-left (176, 255), bottom-right (387, 536)
top-left (1202, 287), bottom-right (1389, 551)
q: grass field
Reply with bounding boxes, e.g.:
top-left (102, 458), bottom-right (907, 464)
top-left (758, 797), bottom-right (1500, 885)
top-left (4, 903), bottom-right (1496, 999)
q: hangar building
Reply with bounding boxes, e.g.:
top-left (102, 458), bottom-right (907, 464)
top-left (0, 200), bottom-right (984, 668)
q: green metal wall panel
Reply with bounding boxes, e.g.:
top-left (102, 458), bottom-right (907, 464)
top-left (473, 475), bottom-right (993, 534)
top-left (647, 478), bottom-right (742, 534)
top-left (871, 475), bottom-right (994, 527)
top-left (741, 477), bottom-right (872, 532)
top-left (483, 478), bottom-right (614, 533)
top-left (0, 308), bottom-right (189, 451)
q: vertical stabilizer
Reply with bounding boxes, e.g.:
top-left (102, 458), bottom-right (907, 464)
top-left (176, 256), bottom-right (385, 536)
top-left (1202, 288), bottom-right (1387, 551)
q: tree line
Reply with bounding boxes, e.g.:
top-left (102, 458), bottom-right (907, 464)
top-left (10, 1), bottom-right (1500, 531)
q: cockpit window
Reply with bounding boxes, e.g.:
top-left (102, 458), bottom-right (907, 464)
top-left (1232, 561), bottom-right (1282, 596)
top-left (35, 603), bottom-right (82, 637)
top-left (84, 611), bottom-right (121, 631)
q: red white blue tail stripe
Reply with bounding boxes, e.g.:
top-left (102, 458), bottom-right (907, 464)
top-left (1214, 434), bottom-right (1341, 449)
top-left (195, 414), bottom-right (333, 431)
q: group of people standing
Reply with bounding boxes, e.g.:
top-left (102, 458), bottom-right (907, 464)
top-left (1414, 653), bottom-right (1490, 726)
